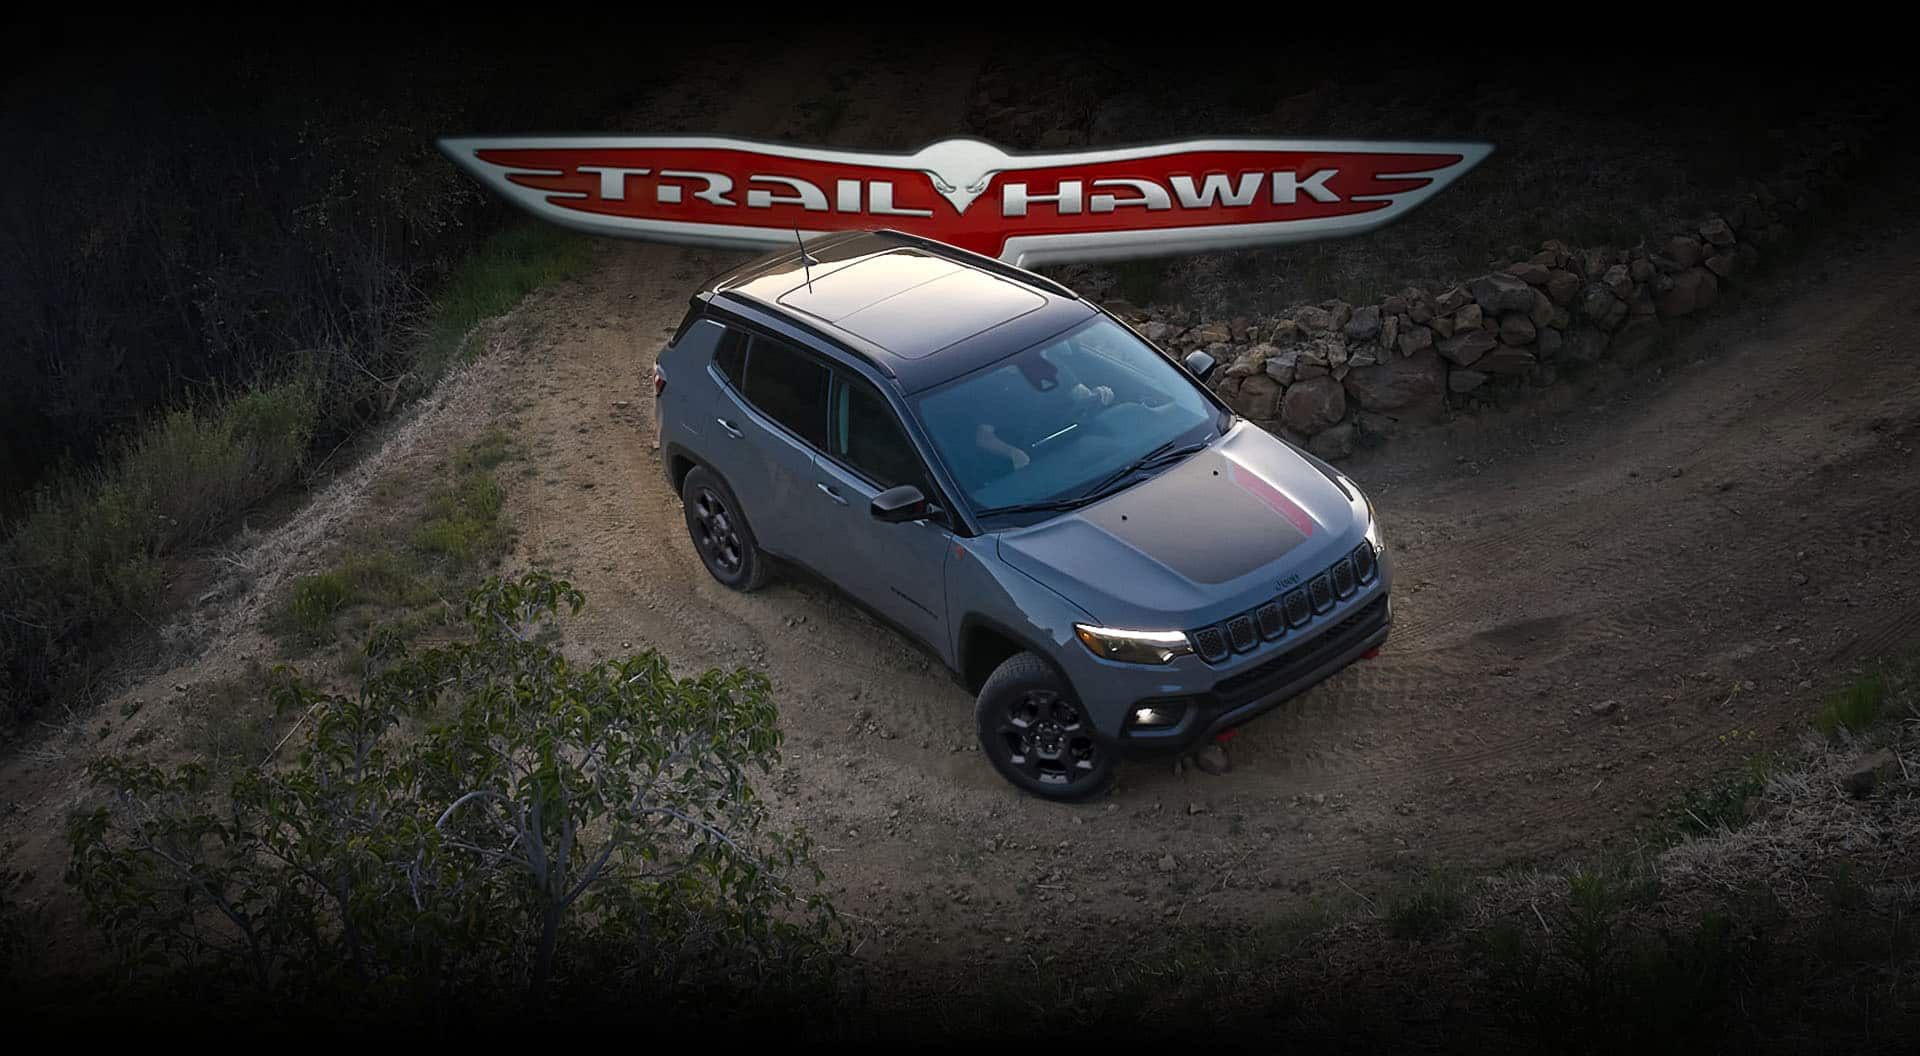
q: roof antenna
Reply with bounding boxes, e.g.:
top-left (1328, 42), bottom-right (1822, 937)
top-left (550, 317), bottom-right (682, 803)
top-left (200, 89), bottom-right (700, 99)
top-left (793, 227), bottom-right (814, 292)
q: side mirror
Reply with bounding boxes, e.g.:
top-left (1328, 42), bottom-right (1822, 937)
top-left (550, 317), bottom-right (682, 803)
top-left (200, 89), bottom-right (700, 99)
top-left (871, 484), bottom-right (937, 524)
top-left (1182, 349), bottom-right (1218, 382)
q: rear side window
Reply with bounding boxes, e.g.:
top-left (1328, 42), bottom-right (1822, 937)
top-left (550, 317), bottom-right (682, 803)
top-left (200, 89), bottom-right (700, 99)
top-left (832, 376), bottom-right (929, 494)
top-left (740, 336), bottom-right (829, 450)
top-left (713, 329), bottom-right (746, 384)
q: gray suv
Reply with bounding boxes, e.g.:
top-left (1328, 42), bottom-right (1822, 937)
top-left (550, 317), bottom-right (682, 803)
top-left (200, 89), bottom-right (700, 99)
top-left (654, 230), bottom-right (1391, 801)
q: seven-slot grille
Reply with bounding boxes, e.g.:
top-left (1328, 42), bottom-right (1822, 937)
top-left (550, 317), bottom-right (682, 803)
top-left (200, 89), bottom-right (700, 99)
top-left (1188, 542), bottom-right (1381, 665)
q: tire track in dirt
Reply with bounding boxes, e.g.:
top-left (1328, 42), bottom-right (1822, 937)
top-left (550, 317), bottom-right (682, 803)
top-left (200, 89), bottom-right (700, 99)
top-left (1385, 271), bottom-right (1920, 652)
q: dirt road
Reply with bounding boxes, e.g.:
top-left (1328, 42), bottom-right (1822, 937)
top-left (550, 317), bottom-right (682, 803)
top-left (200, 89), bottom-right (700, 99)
top-left (5, 35), bottom-right (1917, 984)
top-left (500, 214), bottom-right (1920, 976)
top-left (479, 45), bottom-right (1920, 976)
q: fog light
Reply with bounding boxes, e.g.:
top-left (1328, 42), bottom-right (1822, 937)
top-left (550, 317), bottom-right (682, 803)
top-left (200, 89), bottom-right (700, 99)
top-left (1127, 702), bottom-right (1187, 730)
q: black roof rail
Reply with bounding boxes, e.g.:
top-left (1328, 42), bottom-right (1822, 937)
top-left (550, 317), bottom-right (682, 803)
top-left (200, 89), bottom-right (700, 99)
top-left (709, 229), bottom-right (865, 293)
top-left (872, 229), bottom-right (1081, 302)
top-left (705, 291), bottom-right (898, 379)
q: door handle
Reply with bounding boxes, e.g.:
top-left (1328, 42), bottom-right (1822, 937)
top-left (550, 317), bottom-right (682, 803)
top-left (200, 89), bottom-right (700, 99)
top-left (715, 417), bottom-right (743, 438)
top-left (816, 482), bottom-right (848, 505)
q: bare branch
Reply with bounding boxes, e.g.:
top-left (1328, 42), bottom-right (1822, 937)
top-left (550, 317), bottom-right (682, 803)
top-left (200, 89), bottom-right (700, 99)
top-left (436, 789), bottom-right (508, 832)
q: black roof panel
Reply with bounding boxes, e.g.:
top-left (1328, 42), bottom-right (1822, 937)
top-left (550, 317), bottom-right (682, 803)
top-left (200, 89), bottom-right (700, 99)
top-left (704, 230), bottom-right (1090, 392)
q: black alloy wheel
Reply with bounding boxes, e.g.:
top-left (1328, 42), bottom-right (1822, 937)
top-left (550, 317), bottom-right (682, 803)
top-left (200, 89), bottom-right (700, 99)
top-left (680, 466), bottom-right (769, 591)
top-left (976, 652), bottom-right (1118, 801)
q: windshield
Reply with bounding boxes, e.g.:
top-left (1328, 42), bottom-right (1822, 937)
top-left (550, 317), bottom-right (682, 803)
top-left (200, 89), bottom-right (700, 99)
top-left (912, 314), bottom-right (1224, 519)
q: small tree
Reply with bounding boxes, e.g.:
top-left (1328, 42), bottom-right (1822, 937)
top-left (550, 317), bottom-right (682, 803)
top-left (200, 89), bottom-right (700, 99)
top-left (67, 570), bottom-right (840, 1019)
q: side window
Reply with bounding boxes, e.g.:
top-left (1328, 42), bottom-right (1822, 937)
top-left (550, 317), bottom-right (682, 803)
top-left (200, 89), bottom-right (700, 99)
top-left (832, 376), bottom-right (930, 494)
top-left (739, 336), bottom-right (829, 450)
top-left (712, 328), bottom-right (746, 385)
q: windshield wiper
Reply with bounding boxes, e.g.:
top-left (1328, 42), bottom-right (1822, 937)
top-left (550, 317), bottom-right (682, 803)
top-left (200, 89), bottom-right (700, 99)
top-left (974, 438), bottom-right (1212, 520)
top-left (973, 496), bottom-right (1103, 518)
top-left (1076, 438), bottom-right (1210, 502)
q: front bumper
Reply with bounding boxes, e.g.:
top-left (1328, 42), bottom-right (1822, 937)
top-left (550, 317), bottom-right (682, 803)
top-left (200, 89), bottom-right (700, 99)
top-left (1052, 547), bottom-right (1393, 757)
top-left (1113, 591), bottom-right (1390, 756)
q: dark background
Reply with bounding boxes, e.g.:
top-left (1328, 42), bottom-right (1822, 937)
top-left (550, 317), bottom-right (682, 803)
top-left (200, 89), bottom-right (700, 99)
top-left (4, 18), bottom-right (1898, 511)
top-left (0, 18), bottom-right (669, 506)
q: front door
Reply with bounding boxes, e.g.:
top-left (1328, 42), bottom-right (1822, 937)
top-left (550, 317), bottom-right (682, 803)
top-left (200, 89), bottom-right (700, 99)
top-left (809, 371), bottom-right (953, 654)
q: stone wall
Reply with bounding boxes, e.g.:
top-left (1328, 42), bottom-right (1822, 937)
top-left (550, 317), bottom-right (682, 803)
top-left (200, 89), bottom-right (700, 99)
top-left (1104, 129), bottom-right (1878, 461)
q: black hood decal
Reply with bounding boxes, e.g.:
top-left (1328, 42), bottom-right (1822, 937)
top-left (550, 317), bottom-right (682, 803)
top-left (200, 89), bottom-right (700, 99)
top-left (1078, 448), bottom-right (1312, 585)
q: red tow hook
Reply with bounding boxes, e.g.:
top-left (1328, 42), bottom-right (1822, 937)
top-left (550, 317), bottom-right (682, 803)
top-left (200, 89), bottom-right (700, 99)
top-left (1362, 646), bottom-right (1381, 660)
top-left (1216, 727), bottom-right (1240, 744)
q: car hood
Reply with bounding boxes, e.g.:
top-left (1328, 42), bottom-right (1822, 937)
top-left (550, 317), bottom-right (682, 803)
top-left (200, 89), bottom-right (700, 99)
top-left (995, 421), bottom-right (1367, 630)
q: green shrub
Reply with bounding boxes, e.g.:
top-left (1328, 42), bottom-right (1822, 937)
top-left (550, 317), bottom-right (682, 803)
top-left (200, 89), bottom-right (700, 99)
top-left (419, 224), bottom-right (594, 378)
top-left (274, 433), bottom-right (514, 650)
top-left (276, 553), bottom-right (429, 646)
top-left (415, 473), bottom-right (506, 563)
top-left (66, 572), bottom-right (841, 1018)
top-left (1, 378), bottom-right (318, 724)
top-left (1673, 751), bottom-right (1775, 836)
top-left (1814, 669), bottom-right (1889, 737)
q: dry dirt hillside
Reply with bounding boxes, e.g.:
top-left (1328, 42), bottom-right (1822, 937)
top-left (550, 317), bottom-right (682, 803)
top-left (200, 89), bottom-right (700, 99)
top-left (3, 34), bottom-right (1917, 985)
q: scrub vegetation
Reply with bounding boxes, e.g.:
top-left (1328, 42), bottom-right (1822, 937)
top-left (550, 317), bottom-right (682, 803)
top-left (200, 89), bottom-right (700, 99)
top-left (270, 430), bottom-right (518, 651)
top-left (17, 653), bottom-right (1910, 1043)
top-left (0, 381), bottom-right (317, 720)
top-left (52, 573), bottom-right (841, 1027)
top-left (0, 30), bottom-right (632, 728)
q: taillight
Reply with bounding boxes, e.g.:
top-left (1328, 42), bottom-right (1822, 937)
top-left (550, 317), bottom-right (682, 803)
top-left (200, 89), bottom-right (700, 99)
top-left (652, 364), bottom-right (666, 397)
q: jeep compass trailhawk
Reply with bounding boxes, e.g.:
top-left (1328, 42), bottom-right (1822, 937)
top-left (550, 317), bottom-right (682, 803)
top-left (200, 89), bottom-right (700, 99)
top-left (654, 230), bottom-right (1391, 801)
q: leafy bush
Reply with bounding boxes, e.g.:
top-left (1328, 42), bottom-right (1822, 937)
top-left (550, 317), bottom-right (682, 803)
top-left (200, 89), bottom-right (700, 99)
top-left (65, 572), bottom-right (841, 1019)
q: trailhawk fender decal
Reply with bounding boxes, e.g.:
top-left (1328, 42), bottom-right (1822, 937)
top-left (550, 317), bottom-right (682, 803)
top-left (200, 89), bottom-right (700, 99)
top-left (438, 135), bottom-right (1492, 265)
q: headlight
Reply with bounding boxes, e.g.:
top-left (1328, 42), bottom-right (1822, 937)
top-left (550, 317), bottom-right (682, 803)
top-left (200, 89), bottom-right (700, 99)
top-left (1073, 624), bottom-right (1193, 665)
top-left (1363, 493), bottom-right (1383, 550)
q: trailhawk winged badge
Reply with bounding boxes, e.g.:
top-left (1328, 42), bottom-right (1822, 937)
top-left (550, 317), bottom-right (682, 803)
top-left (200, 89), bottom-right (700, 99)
top-left (438, 135), bottom-right (1492, 265)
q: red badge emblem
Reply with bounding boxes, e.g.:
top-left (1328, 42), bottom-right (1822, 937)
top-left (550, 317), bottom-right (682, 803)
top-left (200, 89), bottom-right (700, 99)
top-left (440, 135), bottom-right (1491, 264)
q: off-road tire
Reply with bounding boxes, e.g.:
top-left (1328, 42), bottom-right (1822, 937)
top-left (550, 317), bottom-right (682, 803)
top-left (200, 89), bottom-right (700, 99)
top-left (976, 652), bottom-right (1117, 802)
top-left (681, 465), bottom-right (771, 592)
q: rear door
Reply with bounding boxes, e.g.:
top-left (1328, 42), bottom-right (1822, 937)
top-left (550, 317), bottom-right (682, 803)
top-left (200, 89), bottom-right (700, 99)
top-left (808, 369), bottom-right (954, 653)
top-left (706, 329), bottom-right (832, 560)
